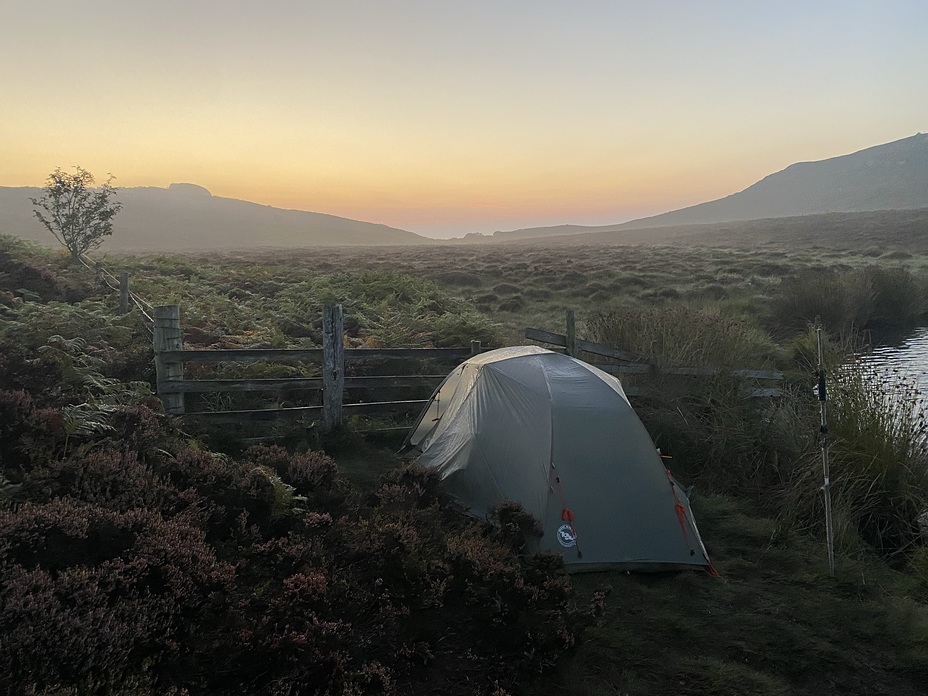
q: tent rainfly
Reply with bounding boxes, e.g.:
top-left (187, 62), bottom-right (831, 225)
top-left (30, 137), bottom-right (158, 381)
top-left (403, 346), bottom-right (715, 573)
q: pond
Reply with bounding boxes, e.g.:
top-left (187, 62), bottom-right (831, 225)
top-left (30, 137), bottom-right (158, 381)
top-left (863, 327), bottom-right (928, 399)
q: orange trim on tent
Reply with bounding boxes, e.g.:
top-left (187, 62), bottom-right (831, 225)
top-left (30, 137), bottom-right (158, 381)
top-left (665, 469), bottom-right (719, 577)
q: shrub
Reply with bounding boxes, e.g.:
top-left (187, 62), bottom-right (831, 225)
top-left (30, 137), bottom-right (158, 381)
top-left (245, 443), bottom-right (339, 494)
top-left (220, 466), bottom-right (586, 695)
top-left (866, 267), bottom-right (928, 329)
top-left (488, 500), bottom-right (544, 554)
top-left (159, 447), bottom-right (282, 538)
top-left (0, 499), bottom-right (234, 693)
top-left (2, 408), bottom-right (589, 695)
top-left (25, 449), bottom-right (169, 512)
top-left (587, 304), bottom-right (779, 369)
top-left (0, 390), bottom-right (67, 479)
top-left (0, 245), bottom-right (64, 302)
top-left (770, 269), bottom-right (873, 338)
top-left (376, 463), bottom-right (443, 509)
top-left (109, 405), bottom-right (176, 455)
top-left (770, 267), bottom-right (928, 337)
top-left (781, 361), bottom-right (928, 557)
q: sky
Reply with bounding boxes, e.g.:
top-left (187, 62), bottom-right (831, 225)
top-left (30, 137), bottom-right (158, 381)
top-left (1, 1), bottom-right (926, 238)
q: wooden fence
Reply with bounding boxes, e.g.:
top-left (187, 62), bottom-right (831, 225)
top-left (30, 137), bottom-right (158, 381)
top-left (153, 306), bottom-right (784, 428)
top-left (153, 304), bottom-right (480, 426)
top-left (90, 262), bottom-right (133, 316)
top-left (524, 310), bottom-right (784, 397)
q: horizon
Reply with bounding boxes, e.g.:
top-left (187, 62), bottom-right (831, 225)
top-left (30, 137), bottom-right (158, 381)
top-left (2, 2), bottom-right (926, 239)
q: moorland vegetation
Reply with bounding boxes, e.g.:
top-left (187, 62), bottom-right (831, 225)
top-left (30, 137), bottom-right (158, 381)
top-left (2, 232), bottom-right (928, 695)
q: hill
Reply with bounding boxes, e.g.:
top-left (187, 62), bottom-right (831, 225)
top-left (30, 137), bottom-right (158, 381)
top-left (510, 208), bottom-right (928, 250)
top-left (0, 182), bottom-right (429, 250)
top-left (491, 133), bottom-right (928, 241)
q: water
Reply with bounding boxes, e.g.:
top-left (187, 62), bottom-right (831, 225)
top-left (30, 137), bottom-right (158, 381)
top-left (863, 327), bottom-right (928, 399)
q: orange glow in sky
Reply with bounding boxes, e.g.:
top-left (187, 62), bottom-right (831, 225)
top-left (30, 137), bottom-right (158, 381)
top-left (2, 1), bottom-right (925, 237)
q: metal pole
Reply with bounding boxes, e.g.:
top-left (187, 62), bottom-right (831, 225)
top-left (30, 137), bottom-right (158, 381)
top-left (817, 324), bottom-right (836, 575)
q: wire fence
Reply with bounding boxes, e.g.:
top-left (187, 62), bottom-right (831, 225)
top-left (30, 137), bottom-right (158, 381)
top-left (78, 253), bottom-right (155, 337)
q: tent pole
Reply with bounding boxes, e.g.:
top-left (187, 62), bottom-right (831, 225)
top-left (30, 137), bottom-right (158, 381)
top-left (817, 323), bottom-right (836, 576)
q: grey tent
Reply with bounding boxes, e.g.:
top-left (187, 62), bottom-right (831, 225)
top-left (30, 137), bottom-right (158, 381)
top-left (403, 346), bottom-right (714, 572)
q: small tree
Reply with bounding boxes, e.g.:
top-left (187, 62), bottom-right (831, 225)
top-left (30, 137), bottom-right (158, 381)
top-left (31, 166), bottom-right (122, 262)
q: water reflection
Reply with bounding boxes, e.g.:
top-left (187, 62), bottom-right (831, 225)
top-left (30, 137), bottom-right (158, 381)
top-left (863, 327), bottom-right (928, 401)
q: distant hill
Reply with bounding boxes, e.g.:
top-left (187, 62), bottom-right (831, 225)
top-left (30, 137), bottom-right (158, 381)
top-left (504, 208), bottom-right (928, 251)
top-left (491, 133), bottom-right (928, 241)
top-left (0, 183), bottom-right (429, 251)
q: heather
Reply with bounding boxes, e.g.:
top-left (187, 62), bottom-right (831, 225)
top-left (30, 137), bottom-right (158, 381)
top-left (0, 389), bottom-right (589, 694)
top-left (3, 233), bottom-right (928, 695)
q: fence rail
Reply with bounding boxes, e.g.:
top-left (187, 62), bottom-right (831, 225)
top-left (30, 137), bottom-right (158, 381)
top-left (153, 305), bottom-right (785, 427)
top-left (524, 326), bottom-right (640, 362)
top-left (153, 303), bottom-right (477, 426)
top-left (184, 400), bottom-right (431, 424)
top-left (157, 347), bottom-right (475, 363)
top-left (525, 310), bottom-right (784, 397)
top-left (159, 375), bottom-right (448, 394)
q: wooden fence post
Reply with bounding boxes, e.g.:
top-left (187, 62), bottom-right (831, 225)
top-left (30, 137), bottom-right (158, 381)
top-left (153, 305), bottom-right (185, 415)
top-left (322, 304), bottom-right (345, 430)
top-left (94, 261), bottom-right (104, 290)
top-left (470, 340), bottom-right (482, 356)
top-left (119, 272), bottom-right (129, 315)
top-left (566, 309), bottom-right (578, 358)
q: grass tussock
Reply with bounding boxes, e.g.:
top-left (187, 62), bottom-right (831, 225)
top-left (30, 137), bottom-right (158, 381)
top-left (586, 304), bottom-right (779, 368)
top-left (770, 269), bottom-right (874, 337)
top-left (770, 267), bottom-right (928, 337)
top-left (782, 361), bottom-right (928, 558)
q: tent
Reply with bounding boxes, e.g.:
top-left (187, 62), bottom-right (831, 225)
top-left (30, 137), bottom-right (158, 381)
top-left (403, 346), bottom-right (714, 572)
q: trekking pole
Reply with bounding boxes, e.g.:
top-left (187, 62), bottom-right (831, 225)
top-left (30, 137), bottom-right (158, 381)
top-left (816, 322), bottom-right (836, 576)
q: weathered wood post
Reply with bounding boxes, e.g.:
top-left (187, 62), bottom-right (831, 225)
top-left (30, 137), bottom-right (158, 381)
top-left (322, 304), bottom-right (345, 430)
top-left (470, 340), bottom-right (482, 356)
top-left (566, 309), bottom-right (578, 358)
top-left (94, 261), bottom-right (104, 290)
top-left (153, 305), bottom-right (185, 415)
top-left (118, 272), bottom-right (129, 315)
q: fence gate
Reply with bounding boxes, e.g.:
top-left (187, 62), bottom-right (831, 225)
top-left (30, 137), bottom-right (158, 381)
top-left (153, 304), bottom-right (481, 428)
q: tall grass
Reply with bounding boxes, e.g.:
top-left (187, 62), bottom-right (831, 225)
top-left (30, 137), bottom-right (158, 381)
top-left (586, 305), bottom-right (808, 495)
top-left (867, 266), bottom-right (928, 329)
top-left (769, 269), bottom-right (874, 338)
top-left (587, 304), bottom-right (780, 369)
top-left (782, 359), bottom-right (928, 558)
top-left (770, 267), bottom-right (928, 338)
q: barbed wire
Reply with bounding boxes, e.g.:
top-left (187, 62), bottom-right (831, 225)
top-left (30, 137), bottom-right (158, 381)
top-left (78, 253), bottom-right (155, 336)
